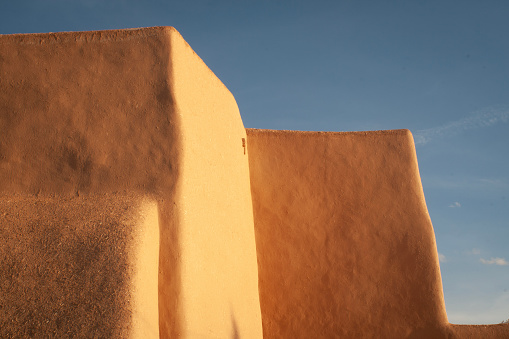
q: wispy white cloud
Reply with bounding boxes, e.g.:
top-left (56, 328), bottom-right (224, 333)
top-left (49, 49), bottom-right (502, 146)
top-left (438, 253), bottom-right (447, 263)
top-left (449, 202), bottom-right (461, 208)
top-left (461, 248), bottom-right (481, 256)
top-left (480, 257), bottom-right (509, 266)
top-left (463, 248), bottom-right (481, 256)
top-left (414, 105), bottom-right (509, 145)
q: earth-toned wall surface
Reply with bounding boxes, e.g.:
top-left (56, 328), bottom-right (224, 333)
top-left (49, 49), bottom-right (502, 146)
top-left (0, 193), bottom-right (159, 338)
top-left (0, 26), bottom-right (508, 338)
top-left (247, 129), bottom-right (449, 338)
top-left (0, 27), bottom-right (262, 338)
top-left (246, 129), bottom-right (509, 339)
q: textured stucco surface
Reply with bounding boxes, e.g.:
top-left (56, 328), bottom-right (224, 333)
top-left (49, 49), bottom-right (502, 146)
top-left (247, 128), bottom-right (509, 338)
top-left (0, 193), bottom-right (154, 338)
top-left (0, 27), bottom-right (262, 338)
top-left (1, 26), bottom-right (508, 338)
top-left (247, 128), bottom-right (449, 338)
top-left (169, 28), bottom-right (262, 339)
top-left (0, 28), bottom-right (178, 196)
top-left (0, 27), bottom-right (176, 338)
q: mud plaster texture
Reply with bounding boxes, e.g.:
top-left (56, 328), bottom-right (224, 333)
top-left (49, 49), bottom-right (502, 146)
top-left (0, 193), bottom-right (141, 338)
top-left (246, 128), bottom-right (509, 339)
top-left (0, 27), bottom-right (262, 338)
top-left (0, 27), bottom-right (180, 338)
top-left (0, 28), bottom-right (178, 196)
top-left (1, 26), bottom-right (508, 338)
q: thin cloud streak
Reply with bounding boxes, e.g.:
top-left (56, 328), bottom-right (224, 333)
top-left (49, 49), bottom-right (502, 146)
top-left (422, 175), bottom-right (509, 191)
top-left (414, 106), bottom-right (509, 145)
top-left (480, 257), bottom-right (509, 266)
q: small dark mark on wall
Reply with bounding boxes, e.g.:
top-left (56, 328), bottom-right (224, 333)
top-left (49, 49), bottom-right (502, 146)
top-left (242, 138), bottom-right (246, 155)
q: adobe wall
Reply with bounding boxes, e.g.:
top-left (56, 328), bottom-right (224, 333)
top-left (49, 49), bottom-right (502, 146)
top-left (449, 324), bottom-right (509, 339)
top-left (0, 193), bottom-right (159, 338)
top-left (168, 28), bottom-right (262, 338)
top-left (2, 26), bottom-right (508, 339)
top-left (0, 27), bottom-right (176, 338)
top-left (0, 27), bottom-right (262, 338)
top-left (246, 128), bottom-right (449, 338)
top-left (0, 28), bottom-right (178, 195)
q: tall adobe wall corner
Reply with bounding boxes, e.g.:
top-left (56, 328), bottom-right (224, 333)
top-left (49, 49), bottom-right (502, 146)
top-left (0, 27), bottom-right (262, 338)
top-left (246, 128), bottom-right (509, 339)
top-left (2, 26), bottom-right (508, 339)
top-left (246, 128), bottom-right (449, 338)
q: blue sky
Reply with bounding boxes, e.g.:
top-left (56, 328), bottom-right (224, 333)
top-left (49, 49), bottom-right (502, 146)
top-left (1, 0), bottom-right (508, 325)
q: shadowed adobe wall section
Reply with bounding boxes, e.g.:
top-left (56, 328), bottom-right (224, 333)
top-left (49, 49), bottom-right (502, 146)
top-left (5, 25), bottom-right (507, 338)
top-left (0, 28), bottom-right (179, 196)
top-left (449, 324), bottom-right (509, 338)
top-left (0, 28), bottom-right (179, 338)
top-left (0, 27), bottom-right (262, 338)
top-left (247, 128), bottom-right (449, 338)
top-left (0, 193), bottom-right (159, 338)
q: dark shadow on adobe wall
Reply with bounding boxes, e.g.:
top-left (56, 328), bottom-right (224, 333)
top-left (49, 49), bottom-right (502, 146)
top-left (0, 27), bottom-right (261, 338)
